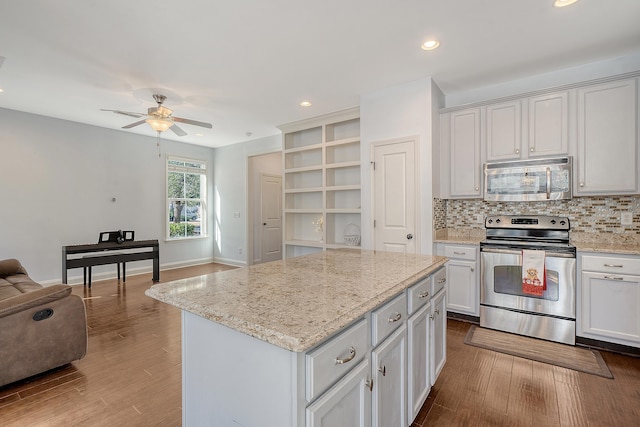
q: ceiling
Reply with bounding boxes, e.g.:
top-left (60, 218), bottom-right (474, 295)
top-left (1, 0), bottom-right (639, 148)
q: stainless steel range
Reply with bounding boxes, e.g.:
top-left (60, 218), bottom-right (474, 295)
top-left (480, 215), bottom-right (576, 345)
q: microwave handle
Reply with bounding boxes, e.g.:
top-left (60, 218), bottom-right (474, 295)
top-left (546, 167), bottom-right (551, 200)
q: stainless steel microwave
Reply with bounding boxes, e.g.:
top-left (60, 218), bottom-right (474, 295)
top-left (484, 157), bottom-right (572, 202)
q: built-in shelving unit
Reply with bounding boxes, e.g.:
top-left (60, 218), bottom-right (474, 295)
top-left (279, 108), bottom-right (361, 258)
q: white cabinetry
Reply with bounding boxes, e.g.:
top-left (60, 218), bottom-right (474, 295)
top-left (578, 253), bottom-right (640, 348)
top-left (575, 78), bottom-right (639, 195)
top-left (407, 302), bottom-right (431, 421)
top-left (485, 93), bottom-right (570, 162)
top-left (435, 243), bottom-right (479, 317)
top-left (306, 359), bottom-right (372, 427)
top-left (280, 108), bottom-right (361, 257)
top-left (440, 108), bottom-right (482, 198)
top-left (485, 100), bottom-right (522, 161)
top-left (527, 91), bottom-right (569, 158)
top-left (430, 287), bottom-right (447, 383)
top-left (372, 325), bottom-right (407, 427)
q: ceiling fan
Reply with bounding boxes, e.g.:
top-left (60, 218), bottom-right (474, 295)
top-left (101, 94), bottom-right (212, 136)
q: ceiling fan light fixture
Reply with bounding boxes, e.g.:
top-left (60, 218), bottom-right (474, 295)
top-left (145, 117), bottom-right (173, 133)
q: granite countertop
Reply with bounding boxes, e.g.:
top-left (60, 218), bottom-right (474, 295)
top-left (145, 249), bottom-right (447, 353)
top-left (571, 232), bottom-right (640, 255)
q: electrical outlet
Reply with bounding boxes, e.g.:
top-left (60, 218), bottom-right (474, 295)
top-left (238, 248), bottom-right (243, 255)
top-left (476, 214), bottom-right (484, 224)
top-left (621, 212), bottom-right (633, 225)
top-left (233, 212), bottom-right (241, 219)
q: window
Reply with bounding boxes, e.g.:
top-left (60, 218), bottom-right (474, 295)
top-left (166, 156), bottom-right (207, 240)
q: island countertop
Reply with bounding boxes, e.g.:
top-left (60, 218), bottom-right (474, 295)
top-left (146, 249), bottom-right (447, 352)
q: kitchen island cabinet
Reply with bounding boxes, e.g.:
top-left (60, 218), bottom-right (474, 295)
top-left (146, 249), bottom-right (447, 427)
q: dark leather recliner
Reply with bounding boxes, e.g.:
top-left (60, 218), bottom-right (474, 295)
top-left (0, 259), bottom-right (87, 387)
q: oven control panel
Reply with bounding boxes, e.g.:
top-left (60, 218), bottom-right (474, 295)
top-left (485, 215), bottom-right (569, 230)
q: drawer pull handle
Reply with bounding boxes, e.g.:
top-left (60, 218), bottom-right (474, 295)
top-left (378, 365), bottom-right (386, 376)
top-left (437, 278), bottom-right (446, 284)
top-left (388, 312), bottom-right (402, 323)
top-left (604, 276), bottom-right (624, 281)
top-left (603, 264), bottom-right (624, 268)
top-left (418, 291), bottom-right (430, 299)
top-left (335, 346), bottom-right (356, 365)
top-left (453, 251), bottom-right (466, 255)
top-left (365, 378), bottom-right (374, 391)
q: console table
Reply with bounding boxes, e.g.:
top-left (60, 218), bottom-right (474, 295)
top-left (62, 240), bottom-right (159, 284)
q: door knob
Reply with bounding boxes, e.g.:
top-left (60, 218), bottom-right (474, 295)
top-left (406, 234), bottom-right (413, 240)
top-left (263, 222), bottom-right (267, 226)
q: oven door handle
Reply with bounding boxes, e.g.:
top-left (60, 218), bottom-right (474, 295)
top-left (481, 247), bottom-right (576, 258)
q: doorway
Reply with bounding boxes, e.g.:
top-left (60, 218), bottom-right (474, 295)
top-left (247, 151), bottom-right (282, 265)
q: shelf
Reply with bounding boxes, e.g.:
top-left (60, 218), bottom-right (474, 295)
top-left (283, 142), bottom-right (323, 154)
top-left (325, 243), bottom-right (361, 250)
top-left (284, 126), bottom-right (322, 150)
top-left (281, 109), bottom-right (360, 258)
top-left (325, 118), bottom-right (359, 142)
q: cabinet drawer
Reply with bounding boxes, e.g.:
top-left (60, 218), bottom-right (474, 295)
top-left (305, 318), bottom-right (368, 402)
top-left (582, 255), bottom-right (640, 275)
top-left (432, 267), bottom-right (447, 296)
top-left (407, 277), bottom-right (431, 315)
top-left (443, 245), bottom-right (477, 261)
top-left (372, 293), bottom-right (407, 346)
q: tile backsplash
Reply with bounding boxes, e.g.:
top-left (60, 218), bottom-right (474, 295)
top-left (435, 196), bottom-right (640, 234)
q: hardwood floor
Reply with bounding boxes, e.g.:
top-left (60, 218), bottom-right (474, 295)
top-left (1, 263), bottom-right (639, 426)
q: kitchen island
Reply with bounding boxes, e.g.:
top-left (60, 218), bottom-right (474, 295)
top-left (146, 249), bottom-right (448, 427)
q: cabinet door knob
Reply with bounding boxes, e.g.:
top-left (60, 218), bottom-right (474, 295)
top-left (434, 308), bottom-right (440, 315)
top-left (515, 148), bottom-right (520, 154)
top-left (474, 186), bottom-right (479, 191)
top-left (406, 233), bottom-right (413, 240)
top-left (530, 147), bottom-right (535, 152)
top-left (579, 182), bottom-right (585, 187)
top-left (365, 378), bottom-right (374, 391)
top-left (335, 346), bottom-right (356, 365)
top-left (378, 365), bottom-right (386, 376)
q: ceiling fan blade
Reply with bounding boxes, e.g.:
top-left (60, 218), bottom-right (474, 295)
top-left (101, 109), bottom-right (145, 118)
top-left (170, 124), bottom-right (188, 136)
top-left (173, 116), bottom-right (213, 129)
top-left (122, 119), bottom-right (147, 129)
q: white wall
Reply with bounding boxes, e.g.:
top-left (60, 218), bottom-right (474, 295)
top-left (212, 135), bottom-right (281, 265)
top-left (0, 108), bottom-right (215, 283)
top-left (360, 77), bottom-right (442, 255)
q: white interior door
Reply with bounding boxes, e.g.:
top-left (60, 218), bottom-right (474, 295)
top-left (372, 139), bottom-right (417, 253)
top-left (260, 174), bottom-right (282, 263)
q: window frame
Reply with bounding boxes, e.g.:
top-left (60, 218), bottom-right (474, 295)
top-left (165, 155), bottom-right (208, 241)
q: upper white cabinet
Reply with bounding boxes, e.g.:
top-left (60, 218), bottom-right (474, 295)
top-left (439, 108), bottom-right (482, 198)
top-left (485, 100), bottom-right (522, 161)
top-left (280, 108), bottom-right (361, 258)
top-left (575, 78), bottom-right (639, 195)
top-left (528, 91), bottom-right (569, 158)
top-left (438, 73), bottom-right (639, 198)
top-left (485, 93), bottom-right (570, 162)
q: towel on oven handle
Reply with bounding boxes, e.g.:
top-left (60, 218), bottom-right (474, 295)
top-left (522, 249), bottom-right (545, 296)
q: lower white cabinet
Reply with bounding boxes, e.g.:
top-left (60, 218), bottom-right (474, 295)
top-left (435, 243), bottom-right (479, 316)
top-left (431, 288), bottom-right (447, 383)
top-left (407, 301), bottom-right (431, 421)
top-left (372, 325), bottom-right (407, 427)
top-left (578, 253), bottom-right (640, 348)
top-left (306, 359), bottom-right (372, 427)
top-left (306, 266), bottom-right (447, 427)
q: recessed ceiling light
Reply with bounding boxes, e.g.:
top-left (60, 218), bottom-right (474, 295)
top-left (300, 101), bottom-right (312, 107)
top-left (195, 133), bottom-right (204, 137)
top-left (553, 0), bottom-right (579, 7)
top-left (0, 88), bottom-right (4, 93)
top-left (421, 40), bottom-right (440, 51)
